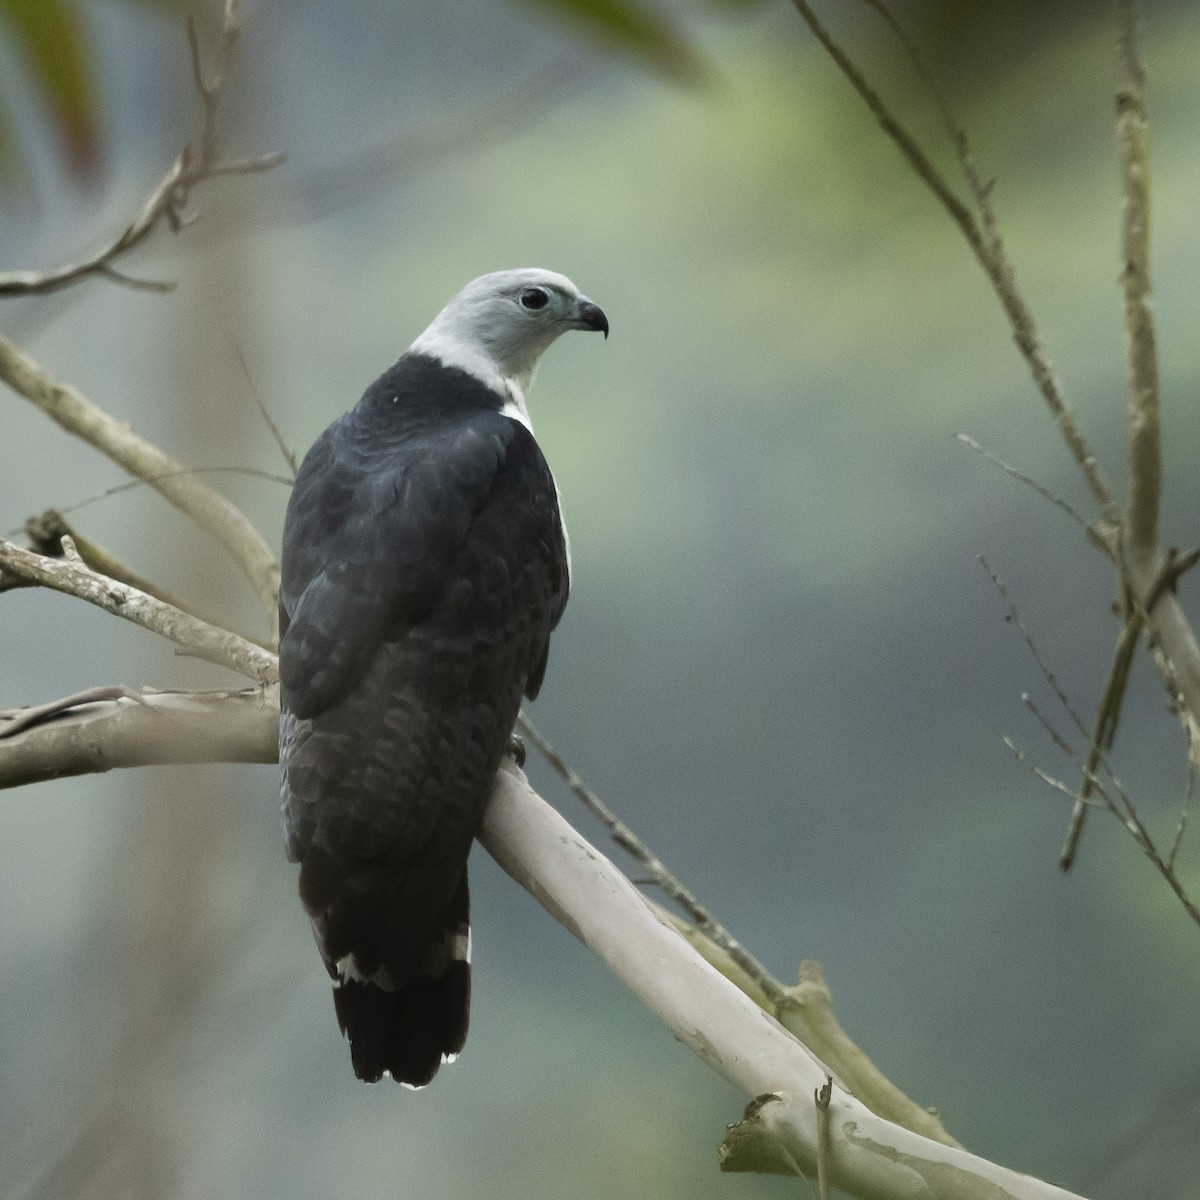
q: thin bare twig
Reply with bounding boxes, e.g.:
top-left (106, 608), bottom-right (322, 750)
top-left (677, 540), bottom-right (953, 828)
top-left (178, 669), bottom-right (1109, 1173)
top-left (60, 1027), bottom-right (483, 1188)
top-left (1004, 737), bottom-right (1101, 810)
top-left (1168, 763), bottom-right (1194, 873)
top-left (1110, 791), bottom-right (1199, 926)
top-left (855, 0), bottom-right (1000, 245)
top-left (788, 0), bottom-right (1118, 522)
top-left (225, 331), bottom-right (299, 478)
top-left (3, 466), bottom-right (294, 542)
top-left (983, 557), bottom-right (1200, 920)
top-left (0, 0), bottom-right (283, 298)
top-left (979, 556), bottom-right (1092, 743)
top-left (1059, 610), bottom-right (1141, 870)
top-left (1013, 726), bottom-right (1200, 929)
top-left (94, 264), bottom-right (174, 293)
top-left (519, 714), bottom-right (961, 1148)
top-left (815, 1077), bottom-right (833, 1200)
top-left (1001, 634), bottom-right (1200, 929)
top-left (954, 434), bottom-right (1090, 531)
top-left (950, 432), bottom-right (1094, 525)
top-left (0, 539), bottom-right (277, 685)
top-left (1019, 695), bottom-right (1141, 829)
top-left (1020, 695), bottom-right (1078, 762)
top-left (516, 711), bottom-right (788, 1008)
top-left (1060, 547), bottom-right (1200, 868)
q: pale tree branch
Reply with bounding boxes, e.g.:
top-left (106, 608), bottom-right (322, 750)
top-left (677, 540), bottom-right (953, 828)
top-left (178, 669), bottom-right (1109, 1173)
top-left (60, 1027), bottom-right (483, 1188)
top-left (1059, 0), bottom-right (1167, 866)
top-left (521, 713), bottom-right (961, 1149)
top-left (0, 334), bottom-right (280, 631)
top-left (0, 687), bottom-right (276, 788)
top-left (0, 688), bottom-right (958, 1148)
top-left (0, 685), bottom-right (149, 737)
top-left (14, 507), bottom-right (274, 648)
top-left (516, 713), bottom-right (787, 1006)
top-left (482, 766), bottom-right (1087, 1200)
top-left (4, 508), bottom-right (197, 613)
top-left (0, 693), bottom-right (1088, 1195)
top-left (0, 0), bottom-right (284, 299)
top-left (1116, 0), bottom-right (1160, 555)
top-left (0, 539), bottom-right (277, 684)
top-left (656, 901), bottom-right (962, 1150)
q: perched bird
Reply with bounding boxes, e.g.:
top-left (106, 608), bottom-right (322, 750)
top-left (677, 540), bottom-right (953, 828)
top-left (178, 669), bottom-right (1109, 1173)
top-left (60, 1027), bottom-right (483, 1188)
top-left (278, 269), bottom-right (608, 1086)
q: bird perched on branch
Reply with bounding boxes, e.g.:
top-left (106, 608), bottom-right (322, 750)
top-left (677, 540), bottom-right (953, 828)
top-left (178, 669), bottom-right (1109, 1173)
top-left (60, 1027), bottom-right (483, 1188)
top-left (278, 269), bottom-right (608, 1085)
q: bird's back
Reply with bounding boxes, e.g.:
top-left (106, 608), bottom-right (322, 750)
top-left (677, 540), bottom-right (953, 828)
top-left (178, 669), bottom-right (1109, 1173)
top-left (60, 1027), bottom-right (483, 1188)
top-left (279, 353), bottom-right (569, 1084)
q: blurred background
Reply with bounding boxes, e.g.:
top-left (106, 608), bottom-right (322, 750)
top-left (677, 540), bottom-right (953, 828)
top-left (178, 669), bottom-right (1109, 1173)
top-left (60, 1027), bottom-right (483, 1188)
top-left (2, 0), bottom-right (1200, 1196)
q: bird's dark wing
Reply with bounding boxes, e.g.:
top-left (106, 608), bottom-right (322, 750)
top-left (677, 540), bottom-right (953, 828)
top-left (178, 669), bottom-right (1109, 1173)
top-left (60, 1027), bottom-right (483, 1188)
top-left (279, 411), bottom-right (553, 721)
top-left (278, 406), bottom-right (568, 861)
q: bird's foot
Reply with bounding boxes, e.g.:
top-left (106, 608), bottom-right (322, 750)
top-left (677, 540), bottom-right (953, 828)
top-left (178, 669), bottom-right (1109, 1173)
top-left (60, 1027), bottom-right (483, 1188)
top-left (506, 732), bottom-right (527, 769)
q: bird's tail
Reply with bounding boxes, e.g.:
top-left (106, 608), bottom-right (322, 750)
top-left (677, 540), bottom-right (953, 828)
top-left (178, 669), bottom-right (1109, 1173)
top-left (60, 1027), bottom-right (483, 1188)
top-left (330, 874), bottom-right (471, 1087)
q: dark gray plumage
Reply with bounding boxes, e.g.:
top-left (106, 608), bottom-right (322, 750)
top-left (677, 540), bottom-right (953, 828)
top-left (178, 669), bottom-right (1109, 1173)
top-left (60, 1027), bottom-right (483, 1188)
top-left (279, 269), bottom-right (607, 1085)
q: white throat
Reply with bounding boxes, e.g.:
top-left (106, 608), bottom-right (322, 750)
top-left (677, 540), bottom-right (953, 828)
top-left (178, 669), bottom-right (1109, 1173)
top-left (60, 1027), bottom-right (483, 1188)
top-left (408, 327), bottom-right (535, 433)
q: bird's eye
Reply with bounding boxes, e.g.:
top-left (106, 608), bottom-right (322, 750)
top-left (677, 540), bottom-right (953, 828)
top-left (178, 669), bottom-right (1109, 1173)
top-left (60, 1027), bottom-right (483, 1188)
top-left (519, 287), bottom-right (550, 311)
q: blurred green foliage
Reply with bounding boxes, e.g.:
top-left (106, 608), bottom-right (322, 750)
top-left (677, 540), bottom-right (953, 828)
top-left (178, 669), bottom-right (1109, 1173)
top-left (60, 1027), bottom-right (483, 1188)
top-left (0, 0), bottom-right (197, 198)
top-left (0, 0), bottom-right (717, 199)
top-left (516, 0), bottom-right (712, 83)
top-left (0, 0), bottom-right (100, 192)
top-left (2, 2), bottom-right (1199, 1196)
top-left (0, 0), bottom-right (1116, 201)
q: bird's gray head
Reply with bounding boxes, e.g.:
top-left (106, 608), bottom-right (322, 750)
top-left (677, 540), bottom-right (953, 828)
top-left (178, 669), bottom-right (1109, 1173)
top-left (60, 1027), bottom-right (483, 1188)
top-left (408, 269), bottom-right (608, 406)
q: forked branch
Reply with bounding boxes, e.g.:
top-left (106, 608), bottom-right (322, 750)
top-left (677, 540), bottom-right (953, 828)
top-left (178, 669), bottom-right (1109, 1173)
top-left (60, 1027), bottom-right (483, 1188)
top-left (0, 335), bottom-right (280, 630)
top-left (0, 686), bottom-right (276, 788)
top-left (0, 0), bottom-right (283, 298)
top-left (484, 767), bottom-right (1085, 1199)
top-left (789, 0), bottom-right (1200, 882)
top-left (519, 713), bottom-right (960, 1148)
top-left (0, 539), bottom-right (277, 684)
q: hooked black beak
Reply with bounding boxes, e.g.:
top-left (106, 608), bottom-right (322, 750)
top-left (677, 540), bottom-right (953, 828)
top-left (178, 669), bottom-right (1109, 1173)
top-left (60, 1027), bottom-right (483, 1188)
top-left (576, 299), bottom-right (609, 339)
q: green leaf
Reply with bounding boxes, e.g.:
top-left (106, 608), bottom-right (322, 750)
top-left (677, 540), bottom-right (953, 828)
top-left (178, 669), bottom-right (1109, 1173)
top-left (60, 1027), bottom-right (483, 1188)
top-left (516, 0), bottom-right (711, 84)
top-left (0, 0), bottom-right (101, 183)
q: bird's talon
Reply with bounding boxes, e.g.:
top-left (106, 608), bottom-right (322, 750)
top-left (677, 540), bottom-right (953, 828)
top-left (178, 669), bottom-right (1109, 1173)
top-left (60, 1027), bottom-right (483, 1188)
top-left (507, 733), bottom-right (527, 769)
